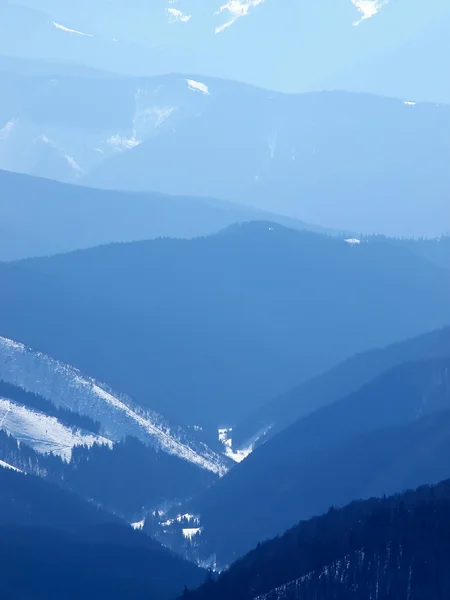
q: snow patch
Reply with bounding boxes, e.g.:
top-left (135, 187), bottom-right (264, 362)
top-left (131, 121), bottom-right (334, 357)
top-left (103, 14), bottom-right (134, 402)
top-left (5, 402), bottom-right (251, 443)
top-left (345, 238), bottom-right (361, 245)
top-left (186, 79), bottom-right (210, 95)
top-left (0, 398), bottom-right (112, 462)
top-left (107, 133), bottom-right (141, 150)
top-left (131, 519), bottom-right (145, 530)
top-left (37, 134), bottom-right (55, 147)
top-left (218, 428), bottom-right (255, 463)
top-left (0, 119), bottom-right (18, 140)
top-left (35, 135), bottom-right (83, 173)
top-left (177, 513), bottom-right (199, 524)
top-left (167, 8), bottom-right (192, 23)
top-left (183, 527), bottom-right (201, 539)
top-left (161, 513), bottom-right (200, 527)
top-left (403, 100), bottom-right (417, 106)
top-left (64, 155), bottom-right (83, 172)
top-left (352, 0), bottom-right (389, 26)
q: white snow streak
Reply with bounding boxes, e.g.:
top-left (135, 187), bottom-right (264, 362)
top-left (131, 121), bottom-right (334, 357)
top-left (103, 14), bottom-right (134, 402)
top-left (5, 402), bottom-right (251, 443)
top-left (215, 0), bottom-right (265, 33)
top-left (51, 21), bottom-right (93, 37)
top-left (64, 155), bottom-right (83, 172)
top-left (0, 459), bottom-right (22, 473)
top-left (0, 119), bottom-right (18, 140)
top-left (91, 384), bottom-right (225, 475)
top-left (352, 0), bottom-right (389, 26)
top-left (35, 135), bottom-right (83, 173)
top-left (186, 79), bottom-right (210, 95)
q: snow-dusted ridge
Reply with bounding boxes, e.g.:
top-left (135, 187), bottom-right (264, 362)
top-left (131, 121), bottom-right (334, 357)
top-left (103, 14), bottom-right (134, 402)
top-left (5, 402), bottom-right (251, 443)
top-left (0, 336), bottom-right (229, 476)
top-left (0, 458), bottom-right (22, 473)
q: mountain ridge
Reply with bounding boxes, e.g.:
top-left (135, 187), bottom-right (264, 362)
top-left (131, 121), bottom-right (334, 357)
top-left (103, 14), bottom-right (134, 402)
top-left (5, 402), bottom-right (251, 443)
top-left (0, 169), bottom-right (326, 261)
top-left (0, 335), bottom-right (229, 475)
top-left (1, 223), bottom-right (450, 428)
top-left (177, 355), bottom-right (450, 565)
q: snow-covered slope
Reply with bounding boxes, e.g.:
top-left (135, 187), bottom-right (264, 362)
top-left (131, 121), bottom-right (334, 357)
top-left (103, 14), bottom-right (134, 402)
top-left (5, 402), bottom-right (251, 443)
top-left (0, 72), bottom-right (212, 185)
top-left (0, 336), bottom-right (229, 475)
top-left (0, 398), bottom-right (112, 461)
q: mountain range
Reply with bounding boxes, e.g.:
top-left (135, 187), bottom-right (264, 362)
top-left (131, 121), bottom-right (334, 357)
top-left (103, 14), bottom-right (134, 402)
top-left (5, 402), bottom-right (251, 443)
top-left (235, 323), bottom-right (450, 446)
top-left (0, 169), bottom-right (321, 261)
top-left (2, 0), bottom-right (450, 103)
top-left (183, 478), bottom-right (450, 600)
top-left (1, 65), bottom-right (449, 235)
top-left (1, 223), bottom-right (450, 431)
top-left (2, 3), bottom-right (450, 596)
top-left (182, 352), bottom-right (450, 565)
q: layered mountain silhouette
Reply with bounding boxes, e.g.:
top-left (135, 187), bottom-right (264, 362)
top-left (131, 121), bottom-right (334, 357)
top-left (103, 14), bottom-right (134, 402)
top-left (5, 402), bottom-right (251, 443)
top-left (86, 90), bottom-right (450, 237)
top-left (0, 169), bottom-right (319, 261)
top-left (184, 355), bottom-right (450, 565)
top-left (182, 478), bottom-right (450, 600)
top-left (1, 223), bottom-right (450, 428)
top-left (2, 66), bottom-right (450, 236)
top-left (2, 1), bottom-right (449, 597)
top-left (235, 325), bottom-right (450, 446)
top-left (2, 0), bottom-right (450, 101)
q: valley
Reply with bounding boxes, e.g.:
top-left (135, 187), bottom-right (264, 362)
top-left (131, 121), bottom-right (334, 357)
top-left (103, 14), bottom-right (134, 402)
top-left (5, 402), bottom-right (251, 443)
top-left (1, 4), bottom-right (450, 598)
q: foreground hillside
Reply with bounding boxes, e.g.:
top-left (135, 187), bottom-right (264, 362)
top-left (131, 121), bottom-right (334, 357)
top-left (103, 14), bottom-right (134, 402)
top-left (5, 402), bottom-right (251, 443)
top-left (184, 478), bottom-right (450, 600)
top-left (0, 467), bottom-right (204, 600)
top-left (0, 353), bottom-right (222, 519)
